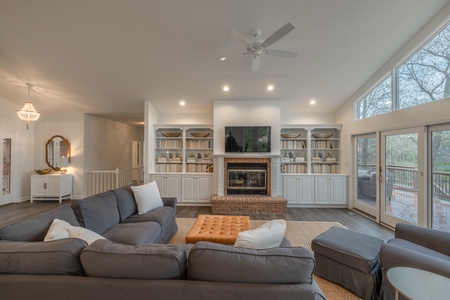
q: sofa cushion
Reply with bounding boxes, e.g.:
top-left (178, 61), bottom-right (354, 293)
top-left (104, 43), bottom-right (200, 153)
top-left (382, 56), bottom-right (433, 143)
top-left (122, 206), bottom-right (175, 229)
top-left (71, 191), bottom-right (120, 234)
top-left (102, 222), bottom-right (161, 245)
top-left (187, 241), bottom-right (315, 284)
top-left (0, 239), bottom-right (87, 275)
top-left (387, 238), bottom-right (450, 262)
top-left (131, 181), bottom-right (164, 214)
top-left (234, 219), bottom-right (286, 249)
top-left (0, 206), bottom-right (79, 242)
top-left (81, 239), bottom-right (191, 279)
top-left (112, 185), bottom-right (138, 221)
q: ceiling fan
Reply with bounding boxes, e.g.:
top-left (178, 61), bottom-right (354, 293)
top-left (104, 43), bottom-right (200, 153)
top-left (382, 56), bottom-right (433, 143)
top-left (220, 22), bottom-right (298, 72)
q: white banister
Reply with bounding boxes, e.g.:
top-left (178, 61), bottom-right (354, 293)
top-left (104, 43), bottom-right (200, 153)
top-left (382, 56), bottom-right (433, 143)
top-left (87, 167), bottom-right (144, 196)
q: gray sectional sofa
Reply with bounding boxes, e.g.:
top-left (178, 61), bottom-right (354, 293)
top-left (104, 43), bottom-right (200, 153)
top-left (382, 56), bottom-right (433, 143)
top-left (380, 223), bottom-right (450, 300)
top-left (0, 185), bottom-right (327, 300)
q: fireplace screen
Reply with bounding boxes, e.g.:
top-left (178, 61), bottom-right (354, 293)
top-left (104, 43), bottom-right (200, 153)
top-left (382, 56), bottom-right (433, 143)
top-left (227, 169), bottom-right (266, 191)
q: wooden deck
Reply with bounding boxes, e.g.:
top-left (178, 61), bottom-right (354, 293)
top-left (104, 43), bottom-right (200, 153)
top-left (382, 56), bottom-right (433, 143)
top-left (358, 188), bottom-right (450, 231)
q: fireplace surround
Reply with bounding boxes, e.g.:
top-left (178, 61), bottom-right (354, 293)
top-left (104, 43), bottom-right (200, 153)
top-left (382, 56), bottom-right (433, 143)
top-left (211, 156), bottom-right (287, 214)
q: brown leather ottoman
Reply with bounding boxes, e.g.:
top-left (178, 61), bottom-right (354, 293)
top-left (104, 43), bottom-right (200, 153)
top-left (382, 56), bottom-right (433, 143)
top-left (185, 214), bottom-right (250, 244)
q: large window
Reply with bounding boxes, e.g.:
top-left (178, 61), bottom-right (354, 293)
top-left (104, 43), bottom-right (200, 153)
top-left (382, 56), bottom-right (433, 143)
top-left (398, 24), bottom-right (450, 109)
top-left (357, 76), bottom-right (392, 119)
top-left (357, 22), bottom-right (450, 119)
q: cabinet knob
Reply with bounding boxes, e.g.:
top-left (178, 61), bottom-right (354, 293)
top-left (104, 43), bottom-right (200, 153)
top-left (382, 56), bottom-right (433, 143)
top-left (44, 183), bottom-right (47, 189)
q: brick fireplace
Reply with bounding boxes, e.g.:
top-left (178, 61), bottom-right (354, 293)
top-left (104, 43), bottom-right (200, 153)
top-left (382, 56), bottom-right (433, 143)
top-left (224, 157), bottom-right (271, 196)
top-left (212, 156), bottom-right (287, 215)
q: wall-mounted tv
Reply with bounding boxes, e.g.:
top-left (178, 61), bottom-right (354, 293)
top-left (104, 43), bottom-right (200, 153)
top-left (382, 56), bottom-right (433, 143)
top-left (225, 126), bottom-right (271, 153)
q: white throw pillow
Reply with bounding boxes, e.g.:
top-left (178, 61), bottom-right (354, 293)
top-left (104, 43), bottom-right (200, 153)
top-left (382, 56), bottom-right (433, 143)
top-left (68, 226), bottom-right (105, 245)
top-left (44, 218), bottom-right (71, 241)
top-left (131, 181), bottom-right (164, 214)
top-left (234, 219), bottom-right (287, 249)
top-left (45, 218), bottom-right (105, 245)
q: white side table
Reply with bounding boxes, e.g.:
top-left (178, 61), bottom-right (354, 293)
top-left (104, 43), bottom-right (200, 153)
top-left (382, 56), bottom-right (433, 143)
top-left (387, 267), bottom-right (450, 300)
top-left (31, 174), bottom-right (73, 203)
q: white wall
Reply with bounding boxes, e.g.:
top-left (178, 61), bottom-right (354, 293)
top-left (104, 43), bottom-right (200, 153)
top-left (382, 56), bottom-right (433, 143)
top-left (0, 96), bottom-right (35, 204)
top-left (34, 111), bottom-right (85, 199)
top-left (281, 112), bottom-right (336, 125)
top-left (213, 100), bottom-right (282, 155)
top-left (84, 114), bottom-right (144, 196)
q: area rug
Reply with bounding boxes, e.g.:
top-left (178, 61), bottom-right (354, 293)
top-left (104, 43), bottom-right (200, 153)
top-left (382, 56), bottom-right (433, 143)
top-left (170, 218), bottom-right (362, 300)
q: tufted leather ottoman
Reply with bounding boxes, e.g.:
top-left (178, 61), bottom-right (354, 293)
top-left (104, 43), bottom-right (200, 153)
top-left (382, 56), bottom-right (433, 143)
top-left (185, 214), bottom-right (250, 244)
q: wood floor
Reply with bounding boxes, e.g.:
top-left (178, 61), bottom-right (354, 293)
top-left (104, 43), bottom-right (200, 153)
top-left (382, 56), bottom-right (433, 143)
top-left (0, 200), bottom-right (394, 241)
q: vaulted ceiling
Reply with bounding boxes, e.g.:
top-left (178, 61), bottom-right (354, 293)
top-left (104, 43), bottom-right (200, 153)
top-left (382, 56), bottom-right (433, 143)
top-left (1, 0), bottom-right (449, 125)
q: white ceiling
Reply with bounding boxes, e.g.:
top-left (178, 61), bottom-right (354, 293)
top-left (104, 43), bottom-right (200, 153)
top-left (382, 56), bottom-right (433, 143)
top-left (1, 0), bottom-right (449, 126)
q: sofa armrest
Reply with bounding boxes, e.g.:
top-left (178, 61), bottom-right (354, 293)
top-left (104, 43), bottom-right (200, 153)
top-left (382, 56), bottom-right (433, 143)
top-left (162, 197), bottom-right (177, 209)
top-left (395, 223), bottom-right (450, 256)
top-left (380, 243), bottom-right (450, 279)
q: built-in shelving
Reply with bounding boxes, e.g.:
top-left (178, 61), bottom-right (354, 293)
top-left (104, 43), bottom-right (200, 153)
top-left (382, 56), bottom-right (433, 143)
top-left (154, 126), bottom-right (213, 173)
top-left (280, 125), bottom-right (341, 174)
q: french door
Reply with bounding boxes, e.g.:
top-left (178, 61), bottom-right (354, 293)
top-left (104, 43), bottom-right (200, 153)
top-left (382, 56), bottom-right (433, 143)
top-left (429, 124), bottom-right (450, 231)
top-left (354, 134), bottom-right (378, 218)
top-left (380, 128), bottom-right (425, 228)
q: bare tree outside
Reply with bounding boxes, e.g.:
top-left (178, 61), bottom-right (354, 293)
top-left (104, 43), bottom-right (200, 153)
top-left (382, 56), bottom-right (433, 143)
top-left (357, 22), bottom-right (450, 119)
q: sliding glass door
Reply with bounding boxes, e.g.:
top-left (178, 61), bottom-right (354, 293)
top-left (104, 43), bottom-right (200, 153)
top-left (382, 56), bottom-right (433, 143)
top-left (380, 128), bottom-right (425, 228)
top-left (429, 124), bottom-right (450, 231)
top-left (354, 134), bottom-right (378, 217)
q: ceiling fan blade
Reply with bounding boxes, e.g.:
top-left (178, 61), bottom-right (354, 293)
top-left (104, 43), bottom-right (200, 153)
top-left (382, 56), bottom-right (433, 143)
top-left (261, 22), bottom-right (295, 48)
top-left (220, 53), bottom-right (248, 61)
top-left (252, 55), bottom-right (260, 72)
top-left (229, 29), bottom-right (253, 47)
top-left (265, 50), bottom-right (298, 58)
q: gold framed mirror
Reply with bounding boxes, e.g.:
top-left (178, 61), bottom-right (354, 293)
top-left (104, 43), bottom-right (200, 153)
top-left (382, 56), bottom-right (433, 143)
top-left (46, 135), bottom-right (71, 171)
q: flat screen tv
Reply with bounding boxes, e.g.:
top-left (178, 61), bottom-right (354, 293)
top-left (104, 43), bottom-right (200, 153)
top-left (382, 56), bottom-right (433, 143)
top-left (225, 126), bottom-right (271, 153)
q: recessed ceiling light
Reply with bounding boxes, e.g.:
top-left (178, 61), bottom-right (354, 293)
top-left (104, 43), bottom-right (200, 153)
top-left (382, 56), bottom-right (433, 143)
top-left (223, 85), bottom-right (230, 92)
top-left (179, 100), bottom-right (186, 106)
top-left (267, 85), bottom-right (274, 91)
top-left (309, 99), bottom-right (316, 105)
top-left (220, 57), bottom-right (226, 61)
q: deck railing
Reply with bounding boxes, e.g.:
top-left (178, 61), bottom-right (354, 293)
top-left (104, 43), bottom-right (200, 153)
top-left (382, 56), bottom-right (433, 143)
top-left (87, 167), bottom-right (144, 196)
top-left (359, 164), bottom-right (450, 201)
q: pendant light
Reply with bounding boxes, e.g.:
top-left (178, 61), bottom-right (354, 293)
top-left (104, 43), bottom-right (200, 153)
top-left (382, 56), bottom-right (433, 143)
top-left (17, 83), bottom-right (40, 129)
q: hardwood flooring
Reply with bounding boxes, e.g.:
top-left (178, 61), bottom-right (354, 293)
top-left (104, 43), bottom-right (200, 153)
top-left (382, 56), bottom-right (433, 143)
top-left (0, 200), bottom-right (394, 241)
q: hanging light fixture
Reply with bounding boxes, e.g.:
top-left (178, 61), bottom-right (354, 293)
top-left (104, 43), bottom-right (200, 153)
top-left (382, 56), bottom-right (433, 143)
top-left (17, 83), bottom-right (40, 129)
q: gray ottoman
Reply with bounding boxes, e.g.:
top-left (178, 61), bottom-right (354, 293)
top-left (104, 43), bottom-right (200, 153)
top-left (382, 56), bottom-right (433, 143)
top-left (311, 226), bottom-right (384, 300)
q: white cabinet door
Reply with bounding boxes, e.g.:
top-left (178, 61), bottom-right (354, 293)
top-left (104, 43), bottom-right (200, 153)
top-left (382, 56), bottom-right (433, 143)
top-left (151, 174), bottom-right (181, 199)
top-left (298, 176), bottom-right (315, 204)
top-left (330, 176), bottom-right (346, 204)
top-left (314, 176), bottom-right (347, 205)
top-left (182, 175), bottom-right (211, 203)
top-left (283, 176), bottom-right (299, 204)
top-left (283, 175), bottom-right (314, 205)
top-left (315, 177), bottom-right (331, 204)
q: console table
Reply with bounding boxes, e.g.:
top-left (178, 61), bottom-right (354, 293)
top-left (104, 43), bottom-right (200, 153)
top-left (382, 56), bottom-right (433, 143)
top-left (31, 174), bottom-right (73, 203)
top-left (387, 267), bottom-right (450, 300)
